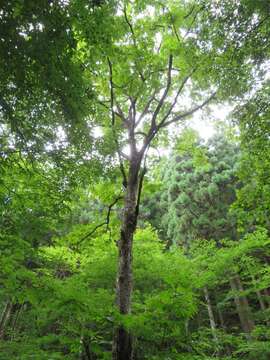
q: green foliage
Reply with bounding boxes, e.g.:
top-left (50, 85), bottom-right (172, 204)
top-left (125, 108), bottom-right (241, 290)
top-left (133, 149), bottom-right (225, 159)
top-left (0, 0), bottom-right (117, 155)
top-left (157, 132), bottom-right (239, 248)
top-left (1, 0), bottom-right (270, 359)
top-left (232, 81), bottom-right (270, 232)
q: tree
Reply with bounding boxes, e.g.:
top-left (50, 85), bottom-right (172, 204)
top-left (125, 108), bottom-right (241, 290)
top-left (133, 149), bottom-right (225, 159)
top-left (87, 3), bottom-right (223, 357)
top-left (1, 1), bottom-right (270, 358)
top-left (150, 130), bottom-right (256, 335)
top-left (160, 130), bottom-right (239, 249)
top-left (86, 7), bottom-right (270, 353)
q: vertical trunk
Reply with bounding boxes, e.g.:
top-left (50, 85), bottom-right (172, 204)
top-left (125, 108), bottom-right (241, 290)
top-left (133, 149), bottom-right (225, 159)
top-left (256, 290), bottom-right (270, 327)
top-left (253, 286), bottom-right (270, 327)
top-left (256, 290), bottom-right (267, 311)
top-left (214, 294), bottom-right (232, 356)
top-left (113, 159), bottom-right (140, 360)
top-left (0, 302), bottom-right (9, 332)
top-left (184, 319), bottom-right (189, 337)
top-left (10, 303), bottom-right (24, 339)
top-left (215, 294), bottom-right (226, 330)
top-left (82, 338), bottom-right (95, 360)
top-left (262, 259), bottom-right (270, 307)
top-left (203, 287), bottom-right (218, 343)
top-left (247, 268), bottom-right (269, 321)
top-left (217, 306), bottom-right (225, 330)
top-left (229, 276), bottom-right (254, 334)
top-left (0, 301), bottom-right (12, 339)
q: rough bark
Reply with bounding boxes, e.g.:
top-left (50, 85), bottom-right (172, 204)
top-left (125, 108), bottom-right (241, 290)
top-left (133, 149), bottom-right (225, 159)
top-left (113, 158), bottom-right (140, 360)
top-left (229, 276), bottom-right (254, 334)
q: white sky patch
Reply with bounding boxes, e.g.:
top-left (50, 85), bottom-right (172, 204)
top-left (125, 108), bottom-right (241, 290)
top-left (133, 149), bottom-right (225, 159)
top-left (92, 126), bottom-right (103, 138)
top-left (190, 103), bottom-right (232, 140)
top-left (190, 117), bottom-right (215, 140)
top-left (44, 125), bottom-right (68, 151)
top-left (136, 5), bottom-right (155, 19)
top-left (153, 103), bottom-right (233, 158)
top-left (154, 32), bottom-right (162, 53)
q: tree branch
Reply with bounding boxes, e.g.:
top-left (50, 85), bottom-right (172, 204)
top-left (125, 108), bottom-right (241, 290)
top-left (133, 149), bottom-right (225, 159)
top-left (149, 54), bottom-right (173, 131)
top-left (115, 101), bottom-right (127, 123)
top-left (119, 150), bottom-right (130, 160)
top-left (97, 99), bottom-right (123, 120)
top-left (107, 57), bottom-right (128, 186)
top-left (139, 89), bottom-right (217, 157)
top-left (123, 5), bottom-right (137, 47)
top-left (135, 90), bottom-right (159, 127)
top-left (168, 11), bottom-right (181, 43)
top-left (135, 166), bottom-right (147, 217)
top-left (135, 145), bottom-right (149, 217)
top-left (159, 91), bottom-right (217, 128)
top-left (108, 58), bottom-right (116, 127)
top-left (130, 97), bottom-right (137, 126)
top-left (76, 195), bottom-right (123, 246)
top-left (134, 131), bottom-right (147, 138)
top-left (184, 4), bottom-right (196, 19)
top-left (123, 5), bottom-right (146, 82)
top-left (138, 55), bottom-right (174, 156)
top-left (157, 67), bottom-right (197, 128)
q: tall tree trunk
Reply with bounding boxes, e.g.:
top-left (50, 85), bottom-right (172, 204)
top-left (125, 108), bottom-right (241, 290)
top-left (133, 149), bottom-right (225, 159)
top-left (203, 287), bottom-right (218, 343)
top-left (229, 276), bottom-right (254, 334)
top-left (113, 158), bottom-right (140, 360)
top-left (10, 303), bottom-right (24, 339)
top-left (215, 294), bottom-right (226, 330)
top-left (254, 288), bottom-right (267, 311)
top-left (247, 267), bottom-right (269, 321)
top-left (0, 301), bottom-right (12, 339)
top-left (106, 51), bottom-right (216, 360)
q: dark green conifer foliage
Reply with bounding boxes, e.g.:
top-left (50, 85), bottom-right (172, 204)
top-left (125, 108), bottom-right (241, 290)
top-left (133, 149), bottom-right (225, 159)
top-left (160, 130), bottom-right (239, 249)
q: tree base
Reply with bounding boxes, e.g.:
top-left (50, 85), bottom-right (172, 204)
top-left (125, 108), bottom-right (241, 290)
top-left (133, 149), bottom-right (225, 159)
top-left (113, 326), bottom-right (133, 360)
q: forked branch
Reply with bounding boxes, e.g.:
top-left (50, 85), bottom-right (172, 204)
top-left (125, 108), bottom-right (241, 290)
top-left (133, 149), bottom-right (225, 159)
top-left (159, 90), bottom-right (217, 128)
top-left (157, 67), bottom-right (197, 128)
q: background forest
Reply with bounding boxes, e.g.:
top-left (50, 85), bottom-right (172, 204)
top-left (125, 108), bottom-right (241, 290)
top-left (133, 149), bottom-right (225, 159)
top-left (0, 0), bottom-right (270, 359)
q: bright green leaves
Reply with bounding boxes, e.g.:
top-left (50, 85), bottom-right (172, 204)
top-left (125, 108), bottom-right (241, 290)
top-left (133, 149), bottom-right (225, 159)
top-left (174, 128), bottom-right (210, 168)
top-left (232, 81), bottom-right (270, 233)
